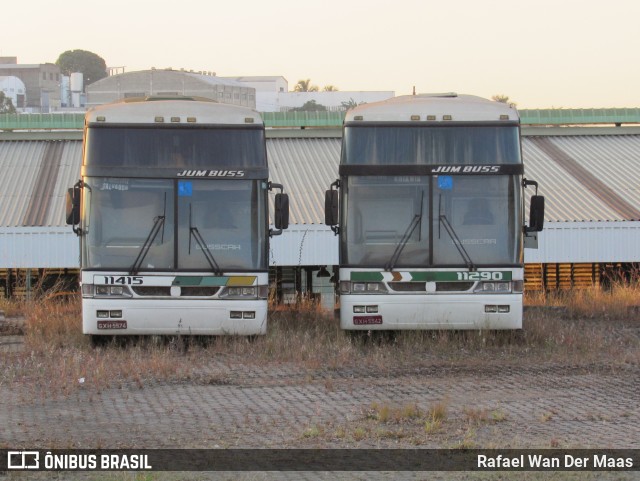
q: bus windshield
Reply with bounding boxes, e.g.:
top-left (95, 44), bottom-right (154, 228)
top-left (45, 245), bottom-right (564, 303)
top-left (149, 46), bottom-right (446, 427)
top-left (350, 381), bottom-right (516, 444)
top-left (82, 177), bottom-right (267, 271)
top-left (85, 126), bottom-right (266, 168)
top-left (343, 125), bottom-right (521, 165)
top-left (342, 175), bottom-right (521, 267)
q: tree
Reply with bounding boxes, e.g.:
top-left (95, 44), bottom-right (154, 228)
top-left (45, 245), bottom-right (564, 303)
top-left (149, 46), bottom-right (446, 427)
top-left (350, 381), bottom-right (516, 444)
top-left (341, 98), bottom-right (361, 111)
top-left (56, 49), bottom-right (108, 86)
top-left (0, 92), bottom-right (16, 114)
top-left (492, 94), bottom-right (517, 107)
top-left (323, 85), bottom-right (339, 92)
top-left (294, 79), bottom-right (319, 92)
top-left (291, 100), bottom-right (327, 112)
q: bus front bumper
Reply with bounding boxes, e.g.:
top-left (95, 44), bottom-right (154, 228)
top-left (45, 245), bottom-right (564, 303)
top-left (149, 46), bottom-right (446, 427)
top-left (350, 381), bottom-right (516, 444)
top-left (340, 293), bottom-right (522, 330)
top-left (83, 298), bottom-right (267, 336)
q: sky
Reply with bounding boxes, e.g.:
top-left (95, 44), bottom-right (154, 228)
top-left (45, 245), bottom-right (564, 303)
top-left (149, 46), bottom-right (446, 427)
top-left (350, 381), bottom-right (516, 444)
top-left (2, 0), bottom-right (640, 108)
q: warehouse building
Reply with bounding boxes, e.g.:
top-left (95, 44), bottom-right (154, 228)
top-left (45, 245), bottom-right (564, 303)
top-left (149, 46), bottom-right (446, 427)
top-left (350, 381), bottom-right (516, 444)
top-left (86, 69), bottom-right (256, 109)
top-left (1, 110), bottom-right (640, 301)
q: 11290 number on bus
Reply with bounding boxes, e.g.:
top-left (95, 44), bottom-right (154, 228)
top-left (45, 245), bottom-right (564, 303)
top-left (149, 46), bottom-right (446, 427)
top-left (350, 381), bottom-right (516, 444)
top-left (456, 271), bottom-right (504, 281)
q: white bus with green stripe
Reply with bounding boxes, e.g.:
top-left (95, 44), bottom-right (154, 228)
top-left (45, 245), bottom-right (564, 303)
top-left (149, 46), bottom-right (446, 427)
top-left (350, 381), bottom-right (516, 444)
top-left (325, 94), bottom-right (544, 330)
top-left (66, 97), bottom-right (289, 341)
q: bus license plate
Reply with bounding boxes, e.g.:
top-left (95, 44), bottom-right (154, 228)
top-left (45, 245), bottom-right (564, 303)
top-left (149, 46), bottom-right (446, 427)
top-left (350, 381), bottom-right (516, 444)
top-left (353, 316), bottom-right (383, 325)
top-left (97, 320), bottom-right (127, 330)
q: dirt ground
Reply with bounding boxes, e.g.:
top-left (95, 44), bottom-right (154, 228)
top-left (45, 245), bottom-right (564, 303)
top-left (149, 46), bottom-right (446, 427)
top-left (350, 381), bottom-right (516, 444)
top-left (1, 312), bottom-right (639, 480)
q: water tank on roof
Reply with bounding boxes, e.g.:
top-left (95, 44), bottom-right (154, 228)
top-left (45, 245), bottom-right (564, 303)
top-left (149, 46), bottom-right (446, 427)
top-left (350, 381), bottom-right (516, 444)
top-left (70, 72), bottom-right (83, 93)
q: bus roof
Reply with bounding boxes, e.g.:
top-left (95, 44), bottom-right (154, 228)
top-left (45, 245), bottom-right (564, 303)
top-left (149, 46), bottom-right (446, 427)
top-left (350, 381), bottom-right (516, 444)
top-left (86, 97), bottom-right (263, 126)
top-left (345, 93), bottom-right (519, 123)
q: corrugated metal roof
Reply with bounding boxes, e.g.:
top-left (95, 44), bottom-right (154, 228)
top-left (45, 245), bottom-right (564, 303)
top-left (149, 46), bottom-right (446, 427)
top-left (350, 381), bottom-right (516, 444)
top-left (521, 138), bottom-right (625, 221)
top-left (267, 137), bottom-right (340, 225)
top-left (522, 135), bottom-right (640, 221)
top-left (0, 140), bottom-right (48, 226)
top-left (551, 135), bottom-right (640, 214)
top-left (51, 141), bottom-right (83, 225)
top-left (2, 131), bottom-right (640, 227)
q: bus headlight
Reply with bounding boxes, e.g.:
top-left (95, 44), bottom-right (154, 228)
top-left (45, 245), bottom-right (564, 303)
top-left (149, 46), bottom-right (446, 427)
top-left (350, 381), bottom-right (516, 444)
top-left (353, 282), bottom-right (366, 292)
top-left (110, 286), bottom-right (124, 296)
top-left (82, 284), bottom-right (94, 297)
top-left (345, 282), bottom-right (387, 294)
top-left (86, 284), bottom-right (132, 298)
top-left (220, 286), bottom-right (258, 298)
top-left (475, 281), bottom-right (511, 293)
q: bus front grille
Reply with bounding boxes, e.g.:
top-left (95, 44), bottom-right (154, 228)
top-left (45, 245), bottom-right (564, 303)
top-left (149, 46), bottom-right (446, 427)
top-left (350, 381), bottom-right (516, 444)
top-left (131, 286), bottom-right (220, 297)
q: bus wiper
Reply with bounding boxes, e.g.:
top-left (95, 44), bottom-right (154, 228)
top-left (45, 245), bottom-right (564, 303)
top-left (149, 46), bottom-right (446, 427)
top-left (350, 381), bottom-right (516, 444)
top-left (439, 214), bottom-right (475, 271)
top-left (188, 204), bottom-right (222, 276)
top-left (385, 191), bottom-right (424, 271)
top-left (130, 215), bottom-right (165, 275)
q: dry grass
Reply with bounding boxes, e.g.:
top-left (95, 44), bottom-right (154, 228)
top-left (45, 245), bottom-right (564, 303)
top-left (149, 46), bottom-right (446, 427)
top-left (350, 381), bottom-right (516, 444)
top-left (461, 407), bottom-right (508, 426)
top-left (525, 279), bottom-right (640, 319)
top-left (367, 402), bottom-right (422, 423)
top-left (1, 296), bottom-right (197, 399)
top-left (1, 281), bottom-right (639, 401)
top-left (0, 297), bottom-right (24, 319)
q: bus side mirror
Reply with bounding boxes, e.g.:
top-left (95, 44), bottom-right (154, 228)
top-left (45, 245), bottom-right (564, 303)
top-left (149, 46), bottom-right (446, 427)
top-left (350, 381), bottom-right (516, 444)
top-left (274, 193), bottom-right (289, 230)
top-left (66, 186), bottom-right (81, 226)
top-left (325, 189), bottom-right (339, 226)
top-left (527, 195), bottom-right (545, 232)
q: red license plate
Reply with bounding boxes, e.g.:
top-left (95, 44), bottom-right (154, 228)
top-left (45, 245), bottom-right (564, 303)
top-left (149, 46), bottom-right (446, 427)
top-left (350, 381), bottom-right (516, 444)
top-left (97, 320), bottom-right (127, 330)
top-left (353, 315), bottom-right (383, 325)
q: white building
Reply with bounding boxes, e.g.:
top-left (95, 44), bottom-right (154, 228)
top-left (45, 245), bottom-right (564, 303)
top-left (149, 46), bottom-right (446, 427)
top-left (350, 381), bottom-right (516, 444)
top-left (225, 76), bottom-right (288, 112)
top-left (226, 76), bottom-right (394, 112)
top-left (0, 76), bottom-right (26, 109)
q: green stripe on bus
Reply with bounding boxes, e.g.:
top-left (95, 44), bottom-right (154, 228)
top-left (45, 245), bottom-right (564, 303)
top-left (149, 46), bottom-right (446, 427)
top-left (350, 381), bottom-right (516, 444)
top-left (350, 272), bottom-right (385, 282)
top-left (172, 276), bottom-right (229, 286)
top-left (350, 271), bottom-right (513, 282)
top-left (410, 271), bottom-right (513, 282)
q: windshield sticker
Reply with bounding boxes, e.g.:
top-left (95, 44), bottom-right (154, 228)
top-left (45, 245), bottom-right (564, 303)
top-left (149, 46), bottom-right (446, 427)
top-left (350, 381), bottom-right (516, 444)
top-left (99, 180), bottom-right (130, 191)
top-left (437, 176), bottom-right (453, 190)
top-left (178, 181), bottom-right (193, 197)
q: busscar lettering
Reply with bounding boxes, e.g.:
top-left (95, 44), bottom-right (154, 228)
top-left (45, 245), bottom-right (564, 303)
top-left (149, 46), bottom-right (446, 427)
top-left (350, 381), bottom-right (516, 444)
top-left (194, 244), bottom-right (242, 251)
top-left (177, 169), bottom-right (245, 177)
